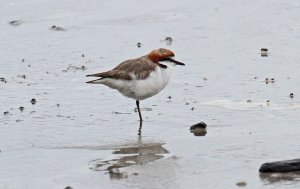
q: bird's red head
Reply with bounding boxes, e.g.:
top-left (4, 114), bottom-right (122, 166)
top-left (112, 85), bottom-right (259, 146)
top-left (148, 48), bottom-right (175, 63)
top-left (148, 48), bottom-right (185, 66)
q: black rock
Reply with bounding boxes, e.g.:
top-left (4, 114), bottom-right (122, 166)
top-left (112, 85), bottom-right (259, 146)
top-left (190, 122), bottom-right (207, 130)
top-left (30, 98), bottom-right (37, 105)
top-left (19, 107), bottom-right (24, 111)
top-left (290, 93), bottom-right (294, 98)
top-left (137, 42), bottom-right (141, 48)
top-left (3, 111), bottom-right (9, 115)
top-left (259, 159), bottom-right (300, 173)
top-left (64, 187), bottom-right (73, 189)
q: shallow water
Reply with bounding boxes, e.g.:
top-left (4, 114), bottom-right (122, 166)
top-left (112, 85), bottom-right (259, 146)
top-left (1, 0), bottom-right (300, 188)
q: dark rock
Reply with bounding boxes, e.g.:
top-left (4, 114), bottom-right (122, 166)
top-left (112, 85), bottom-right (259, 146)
top-left (190, 122), bottom-right (207, 136)
top-left (259, 159), bottom-right (300, 173)
top-left (9, 20), bottom-right (23, 26)
top-left (3, 111), bottom-right (9, 115)
top-left (261, 48), bottom-right (268, 57)
top-left (137, 42), bottom-right (141, 48)
top-left (165, 37), bottom-right (173, 45)
top-left (64, 186), bottom-right (73, 189)
top-left (49, 25), bottom-right (66, 31)
top-left (290, 93), bottom-right (294, 98)
top-left (236, 181), bottom-right (247, 187)
top-left (30, 98), bottom-right (37, 105)
top-left (190, 122), bottom-right (207, 130)
top-left (19, 107), bottom-right (24, 111)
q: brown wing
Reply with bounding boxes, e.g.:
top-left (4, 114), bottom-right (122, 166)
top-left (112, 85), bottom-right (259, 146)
top-left (86, 56), bottom-right (156, 80)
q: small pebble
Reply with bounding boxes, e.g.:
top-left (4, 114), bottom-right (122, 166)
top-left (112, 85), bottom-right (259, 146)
top-left (64, 187), bottom-right (73, 189)
top-left (247, 100), bottom-right (252, 103)
top-left (137, 42), bottom-right (141, 48)
top-left (3, 111), bottom-right (9, 115)
top-left (9, 20), bottom-right (23, 26)
top-left (19, 107), bottom-right (24, 111)
top-left (190, 122), bottom-right (207, 130)
top-left (167, 96), bottom-right (172, 99)
top-left (236, 181), bottom-right (247, 187)
top-left (290, 93), bottom-right (294, 98)
top-left (261, 48), bottom-right (268, 57)
top-left (30, 98), bottom-right (37, 105)
top-left (165, 37), bottom-right (173, 45)
top-left (49, 25), bottom-right (66, 31)
top-left (82, 54), bottom-right (85, 58)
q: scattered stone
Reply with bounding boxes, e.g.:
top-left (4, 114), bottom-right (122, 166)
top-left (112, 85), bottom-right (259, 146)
top-left (62, 65), bottom-right (86, 72)
top-left (190, 122), bottom-right (207, 136)
top-left (9, 20), bottom-right (23, 26)
top-left (49, 25), bottom-right (66, 31)
top-left (64, 186), bottom-right (73, 189)
top-left (19, 107), bottom-right (24, 111)
top-left (56, 103), bottom-right (60, 107)
top-left (190, 122), bottom-right (207, 130)
top-left (165, 37), bottom-right (173, 45)
top-left (191, 107), bottom-right (195, 111)
top-left (261, 48), bottom-right (268, 57)
top-left (236, 181), bottom-right (247, 187)
top-left (259, 159), bottom-right (300, 173)
top-left (0, 77), bottom-right (7, 83)
top-left (22, 59), bottom-right (25, 62)
top-left (203, 77), bottom-right (208, 81)
top-left (247, 100), bottom-right (252, 103)
top-left (132, 172), bottom-right (139, 176)
top-left (137, 42), bottom-right (141, 48)
top-left (82, 54), bottom-right (85, 58)
top-left (17, 75), bottom-right (26, 79)
top-left (167, 96), bottom-right (172, 99)
top-left (3, 111), bottom-right (9, 115)
top-left (290, 93), bottom-right (294, 98)
top-left (30, 98), bottom-right (36, 105)
top-left (16, 119), bottom-right (23, 122)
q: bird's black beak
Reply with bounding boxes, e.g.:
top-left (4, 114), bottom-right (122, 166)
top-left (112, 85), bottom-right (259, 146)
top-left (165, 57), bottom-right (185, 66)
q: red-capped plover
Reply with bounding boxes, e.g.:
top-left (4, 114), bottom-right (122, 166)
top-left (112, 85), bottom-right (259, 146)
top-left (86, 48), bottom-right (185, 134)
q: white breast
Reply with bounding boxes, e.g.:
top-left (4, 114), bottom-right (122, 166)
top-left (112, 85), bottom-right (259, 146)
top-left (100, 66), bottom-right (171, 100)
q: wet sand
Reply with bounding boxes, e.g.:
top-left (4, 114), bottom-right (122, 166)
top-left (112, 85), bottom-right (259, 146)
top-left (1, 0), bottom-right (300, 188)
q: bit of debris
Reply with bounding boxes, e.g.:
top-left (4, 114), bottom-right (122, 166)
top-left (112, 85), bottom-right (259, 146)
top-left (109, 169), bottom-right (128, 179)
top-left (81, 54), bottom-right (85, 58)
top-left (49, 25), bottom-right (66, 31)
top-left (236, 181), bottom-right (247, 187)
top-left (167, 96), bottom-right (172, 99)
top-left (19, 107), bottom-right (24, 111)
top-left (132, 172), bottom-right (139, 176)
top-left (165, 37), bottom-right (173, 45)
top-left (64, 186), bottom-right (73, 189)
top-left (3, 111), bottom-right (9, 115)
top-left (0, 77), bottom-right (7, 83)
top-left (247, 100), bottom-right (252, 103)
top-left (261, 48), bottom-right (268, 57)
top-left (9, 20), bottom-right (23, 26)
top-left (62, 65), bottom-right (86, 72)
top-left (265, 78), bottom-right (275, 84)
top-left (137, 42), bottom-right (141, 48)
top-left (290, 93), bottom-right (294, 98)
top-left (30, 98), bottom-right (37, 105)
top-left (17, 75), bottom-right (26, 79)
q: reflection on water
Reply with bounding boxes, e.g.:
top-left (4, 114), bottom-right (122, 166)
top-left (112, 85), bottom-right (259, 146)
top-left (260, 171), bottom-right (300, 183)
top-left (90, 137), bottom-right (169, 179)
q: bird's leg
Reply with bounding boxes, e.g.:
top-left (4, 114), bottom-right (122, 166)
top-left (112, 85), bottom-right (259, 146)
top-left (136, 100), bottom-right (143, 135)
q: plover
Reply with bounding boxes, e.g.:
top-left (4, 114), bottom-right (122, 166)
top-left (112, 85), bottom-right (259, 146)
top-left (86, 48), bottom-right (185, 134)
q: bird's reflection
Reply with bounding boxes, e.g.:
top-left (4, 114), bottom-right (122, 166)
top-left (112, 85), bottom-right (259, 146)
top-left (259, 171), bottom-right (300, 183)
top-left (90, 136), bottom-right (169, 179)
